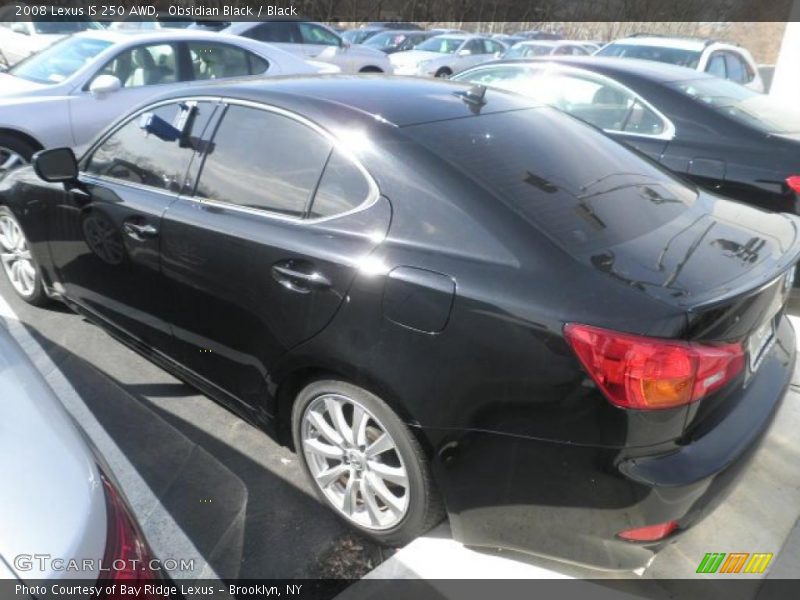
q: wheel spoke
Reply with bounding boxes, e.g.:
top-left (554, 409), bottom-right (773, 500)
top-left (341, 473), bottom-right (358, 516)
top-left (365, 433), bottom-right (394, 458)
top-left (352, 405), bottom-right (368, 447)
top-left (315, 463), bottom-right (348, 488)
top-left (366, 472), bottom-right (405, 517)
top-left (368, 460), bottom-right (409, 488)
top-left (326, 397), bottom-right (353, 445)
top-left (303, 437), bottom-right (344, 460)
top-left (308, 409), bottom-right (344, 447)
top-left (360, 476), bottom-right (382, 526)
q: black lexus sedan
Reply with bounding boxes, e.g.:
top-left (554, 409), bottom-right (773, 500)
top-left (1, 76), bottom-right (798, 570)
top-left (453, 57), bottom-right (800, 214)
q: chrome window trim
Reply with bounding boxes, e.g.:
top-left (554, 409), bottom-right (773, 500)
top-left (81, 95), bottom-right (380, 225)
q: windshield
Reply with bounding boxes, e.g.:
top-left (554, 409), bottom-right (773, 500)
top-left (365, 31), bottom-right (407, 48)
top-left (9, 36), bottom-right (112, 84)
top-left (405, 108), bottom-right (696, 254)
top-left (416, 36), bottom-right (464, 54)
top-left (33, 21), bottom-right (103, 34)
top-left (597, 43), bottom-right (702, 68)
top-left (672, 78), bottom-right (800, 134)
top-left (505, 44), bottom-right (553, 58)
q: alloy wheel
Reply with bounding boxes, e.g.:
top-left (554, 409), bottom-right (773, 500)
top-left (0, 146), bottom-right (26, 174)
top-left (301, 393), bottom-right (410, 530)
top-left (0, 214), bottom-right (37, 298)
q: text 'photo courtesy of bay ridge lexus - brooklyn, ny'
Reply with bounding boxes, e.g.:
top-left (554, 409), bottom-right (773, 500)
top-left (1, 1), bottom-right (800, 594)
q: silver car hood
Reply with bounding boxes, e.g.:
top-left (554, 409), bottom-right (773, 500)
top-left (0, 74), bottom-right (52, 98)
top-left (0, 326), bottom-right (106, 580)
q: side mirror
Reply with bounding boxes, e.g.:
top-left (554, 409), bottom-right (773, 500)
top-left (457, 49), bottom-right (472, 56)
top-left (32, 148), bottom-right (78, 184)
top-left (89, 74), bottom-right (122, 97)
top-left (341, 40), bottom-right (351, 50)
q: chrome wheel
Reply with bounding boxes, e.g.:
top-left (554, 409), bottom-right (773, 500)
top-left (0, 214), bottom-right (37, 298)
top-left (301, 393), bottom-right (410, 530)
top-left (0, 146), bottom-right (26, 174)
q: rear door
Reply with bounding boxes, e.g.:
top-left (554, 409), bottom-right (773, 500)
top-left (161, 102), bottom-right (391, 412)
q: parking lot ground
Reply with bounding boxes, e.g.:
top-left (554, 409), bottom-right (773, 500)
top-left (0, 275), bottom-right (385, 582)
top-left (3, 271), bottom-right (799, 591)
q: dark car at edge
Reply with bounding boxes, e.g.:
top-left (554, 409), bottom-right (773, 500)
top-left (453, 56), bottom-right (800, 215)
top-left (0, 76), bottom-right (797, 570)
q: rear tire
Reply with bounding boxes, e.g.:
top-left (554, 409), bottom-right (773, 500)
top-left (359, 66), bottom-right (384, 73)
top-left (434, 68), bottom-right (452, 78)
top-left (0, 133), bottom-right (36, 174)
top-left (0, 206), bottom-right (48, 306)
top-left (292, 379), bottom-right (444, 546)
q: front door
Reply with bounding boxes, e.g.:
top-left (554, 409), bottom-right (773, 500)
top-left (161, 102), bottom-right (391, 416)
top-left (49, 100), bottom-right (219, 354)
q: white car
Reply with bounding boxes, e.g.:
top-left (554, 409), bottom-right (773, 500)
top-left (223, 21), bottom-right (393, 73)
top-left (0, 29), bottom-right (337, 173)
top-left (390, 34), bottom-right (507, 78)
top-left (596, 36), bottom-right (765, 92)
top-left (503, 40), bottom-right (591, 58)
top-left (0, 16), bottom-right (103, 67)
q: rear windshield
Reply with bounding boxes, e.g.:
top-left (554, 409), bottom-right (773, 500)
top-left (404, 108), bottom-right (697, 254)
top-left (671, 78), bottom-right (800, 134)
top-left (596, 43), bottom-right (702, 68)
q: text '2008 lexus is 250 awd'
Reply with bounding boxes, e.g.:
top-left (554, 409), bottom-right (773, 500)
top-left (0, 76), bottom-right (797, 570)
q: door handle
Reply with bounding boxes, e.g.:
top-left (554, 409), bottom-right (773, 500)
top-left (272, 261), bottom-right (332, 293)
top-left (123, 221), bottom-right (158, 240)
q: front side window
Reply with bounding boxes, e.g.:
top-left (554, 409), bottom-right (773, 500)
top-left (96, 44), bottom-right (178, 88)
top-left (298, 23), bottom-right (340, 46)
top-left (194, 106), bottom-right (332, 217)
top-left (505, 44), bottom-right (552, 58)
top-left (724, 52), bottom-right (747, 83)
top-left (188, 42), bottom-right (268, 80)
top-left (9, 36), bottom-right (112, 84)
top-left (247, 22), bottom-right (300, 44)
top-left (309, 150), bottom-right (372, 219)
top-left (416, 36), bottom-right (463, 54)
top-left (705, 53), bottom-right (727, 78)
top-left (85, 102), bottom-right (217, 192)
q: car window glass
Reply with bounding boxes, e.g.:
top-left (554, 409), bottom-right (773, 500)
top-left (724, 53), bottom-right (746, 83)
top-left (309, 150), bottom-right (372, 219)
top-left (187, 42), bottom-right (267, 80)
top-left (298, 23), bottom-right (340, 46)
top-left (9, 36), bottom-right (112, 84)
top-left (195, 106), bottom-right (332, 217)
top-left (248, 22), bottom-right (299, 43)
top-left (623, 100), bottom-right (665, 135)
top-left (457, 65), bottom-right (539, 89)
top-left (554, 45), bottom-right (572, 55)
top-left (85, 102), bottom-right (216, 192)
top-left (706, 53), bottom-right (727, 78)
top-left (464, 39), bottom-right (483, 54)
top-left (97, 44), bottom-right (178, 88)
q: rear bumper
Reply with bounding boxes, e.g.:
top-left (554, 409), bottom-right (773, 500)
top-left (429, 317), bottom-right (795, 571)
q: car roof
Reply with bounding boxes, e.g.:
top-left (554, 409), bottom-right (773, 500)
top-left (608, 36), bottom-right (710, 51)
top-left (475, 55), bottom-right (716, 83)
top-left (148, 75), bottom-right (542, 128)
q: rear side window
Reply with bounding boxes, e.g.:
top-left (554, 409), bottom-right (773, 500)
top-left (187, 42), bottom-right (268, 80)
top-left (309, 150), bottom-right (372, 219)
top-left (706, 53), bottom-right (727, 78)
top-left (86, 102), bottom-right (217, 192)
top-left (405, 109), bottom-right (696, 254)
top-left (724, 52), bottom-right (747, 83)
top-left (246, 22), bottom-right (300, 43)
top-left (195, 106), bottom-right (332, 217)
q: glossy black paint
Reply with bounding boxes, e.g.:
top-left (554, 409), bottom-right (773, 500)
top-left (462, 56), bottom-right (800, 215)
top-left (2, 76), bottom-right (798, 570)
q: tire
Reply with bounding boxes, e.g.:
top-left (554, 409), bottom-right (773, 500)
top-left (0, 205), bottom-right (48, 306)
top-left (292, 379), bottom-right (444, 546)
top-left (359, 66), bottom-right (384, 73)
top-left (434, 68), bottom-right (452, 78)
top-left (0, 133), bottom-right (36, 174)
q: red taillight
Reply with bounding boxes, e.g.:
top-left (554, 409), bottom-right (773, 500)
top-left (98, 471), bottom-right (158, 589)
top-left (787, 176), bottom-right (800, 194)
top-left (564, 324), bottom-right (744, 410)
top-left (618, 520), bottom-right (678, 542)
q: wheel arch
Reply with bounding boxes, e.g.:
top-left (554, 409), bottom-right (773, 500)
top-left (0, 128), bottom-right (44, 154)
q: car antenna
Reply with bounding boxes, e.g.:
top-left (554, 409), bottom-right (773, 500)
top-left (454, 84), bottom-right (488, 113)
